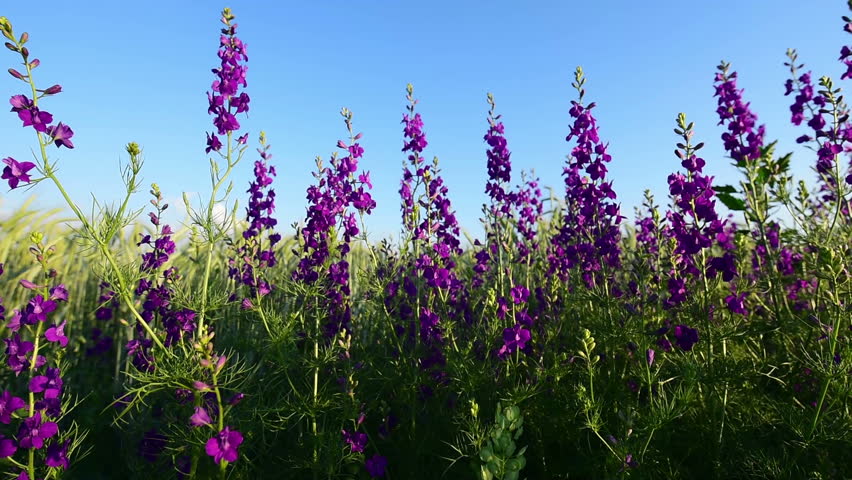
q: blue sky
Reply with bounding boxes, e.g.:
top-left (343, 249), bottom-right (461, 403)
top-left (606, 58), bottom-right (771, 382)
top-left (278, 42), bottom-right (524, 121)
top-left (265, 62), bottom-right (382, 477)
top-left (0, 1), bottom-right (849, 241)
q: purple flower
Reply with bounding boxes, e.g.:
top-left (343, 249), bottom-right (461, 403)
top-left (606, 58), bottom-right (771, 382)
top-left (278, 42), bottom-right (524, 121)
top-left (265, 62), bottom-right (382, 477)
top-left (714, 64), bottom-right (765, 165)
top-left (29, 367), bottom-right (63, 399)
top-left (45, 320), bottom-right (68, 347)
top-left (2, 157), bottom-right (36, 189)
top-left (24, 295), bottom-right (56, 324)
top-left (365, 454), bottom-right (388, 478)
top-left (0, 390), bottom-right (26, 424)
top-left (646, 348), bottom-right (655, 367)
top-left (0, 434), bottom-right (17, 458)
top-left (5, 334), bottom-right (36, 375)
top-left (205, 426), bottom-right (243, 464)
top-left (342, 429), bottom-right (368, 453)
top-left (498, 323), bottom-right (531, 358)
top-left (45, 440), bottom-right (70, 469)
top-left (18, 412), bottom-right (59, 449)
top-left (725, 292), bottom-right (748, 315)
top-left (190, 406), bottom-right (212, 427)
top-left (49, 284), bottom-right (68, 302)
top-left (10, 94), bottom-right (52, 133)
top-left (46, 122), bottom-right (74, 149)
top-left (510, 285), bottom-right (530, 305)
top-left (672, 325), bottom-right (699, 351)
top-left (550, 67), bottom-right (622, 287)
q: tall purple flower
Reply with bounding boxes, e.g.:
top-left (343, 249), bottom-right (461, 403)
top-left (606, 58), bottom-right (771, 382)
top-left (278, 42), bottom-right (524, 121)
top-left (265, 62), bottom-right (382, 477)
top-left (206, 7), bottom-right (249, 148)
top-left (294, 109), bottom-right (374, 336)
top-left (230, 132), bottom-right (280, 304)
top-left (714, 63), bottom-right (765, 166)
top-left (550, 67), bottom-right (622, 288)
top-left (664, 114), bottom-right (736, 307)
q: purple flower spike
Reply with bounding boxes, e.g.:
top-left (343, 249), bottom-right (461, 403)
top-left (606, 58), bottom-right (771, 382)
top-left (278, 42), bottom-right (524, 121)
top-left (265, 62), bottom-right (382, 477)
top-left (18, 412), bottom-right (59, 449)
top-left (205, 426), bottom-right (243, 464)
top-left (0, 390), bottom-right (26, 424)
top-left (45, 320), bottom-right (68, 347)
top-left (190, 406), bottom-right (212, 427)
top-left (2, 157), bottom-right (36, 189)
top-left (365, 454), bottom-right (388, 478)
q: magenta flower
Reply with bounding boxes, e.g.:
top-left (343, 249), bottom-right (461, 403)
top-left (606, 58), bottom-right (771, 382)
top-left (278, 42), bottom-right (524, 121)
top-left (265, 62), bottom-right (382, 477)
top-left (44, 320), bottom-right (68, 347)
top-left (0, 390), bottom-right (26, 424)
top-left (0, 434), bottom-right (17, 458)
top-left (190, 406), bottom-right (212, 427)
top-left (365, 454), bottom-right (387, 478)
top-left (1, 157), bottom-right (36, 189)
top-left (46, 122), bottom-right (74, 149)
top-left (18, 412), bottom-right (59, 449)
top-left (342, 429), bottom-right (368, 453)
top-left (205, 426), bottom-right (243, 463)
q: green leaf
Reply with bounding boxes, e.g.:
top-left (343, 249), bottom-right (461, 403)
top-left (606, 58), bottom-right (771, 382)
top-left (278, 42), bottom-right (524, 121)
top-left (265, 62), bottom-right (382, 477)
top-left (716, 193), bottom-right (746, 211)
top-left (713, 184), bottom-right (738, 194)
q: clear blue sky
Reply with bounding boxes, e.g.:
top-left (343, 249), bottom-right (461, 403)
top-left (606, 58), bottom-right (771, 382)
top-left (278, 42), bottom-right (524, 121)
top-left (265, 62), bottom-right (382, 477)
top-left (0, 1), bottom-right (849, 241)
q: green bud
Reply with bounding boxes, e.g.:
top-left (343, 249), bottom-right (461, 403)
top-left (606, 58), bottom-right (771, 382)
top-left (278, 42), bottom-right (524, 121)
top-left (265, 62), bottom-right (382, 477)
top-left (125, 142), bottom-right (141, 156)
top-left (30, 231), bottom-right (44, 245)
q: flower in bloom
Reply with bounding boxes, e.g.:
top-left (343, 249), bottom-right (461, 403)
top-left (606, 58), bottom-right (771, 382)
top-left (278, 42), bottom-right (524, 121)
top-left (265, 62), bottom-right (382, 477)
top-left (0, 390), bottom-right (26, 424)
top-left (0, 434), bottom-right (16, 458)
top-left (29, 367), bottom-right (63, 399)
top-left (1, 157), bottom-right (36, 189)
top-left (46, 122), bottom-right (74, 149)
top-left (498, 323), bottom-right (531, 358)
top-left (17, 412), bottom-right (59, 449)
top-left (9, 94), bottom-right (52, 132)
top-left (190, 406), bottom-right (212, 427)
top-left (44, 320), bottom-right (68, 347)
top-left (672, 325), bottom-right (699, 351)
top-left (24, 295), bottom-right (56, 324)
top-left (365, 454), bottom-right (388, 478)
top-left (45, 440), bottom-right (70, 469)
top-left (4, 334), bottom-right (38, 375)
top-left (342, 429), bottom-right (368, 453)
top-left (205, 426), bottom-right (243, 463)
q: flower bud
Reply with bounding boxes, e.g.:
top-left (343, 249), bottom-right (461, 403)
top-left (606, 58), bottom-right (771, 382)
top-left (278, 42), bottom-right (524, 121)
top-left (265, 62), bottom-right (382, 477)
top-left (20, 46), bottom-right (28, 58)
top-left (28, 58), bottom-right (39, 69)
top-left (18, 32), bottom-right (27, 44)
top-left (8, 68), bottom-right (23, 80)
top-left (4, 42), bottom-right (17, 52)
top-left (43, 84), bottom-right (62, 95)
